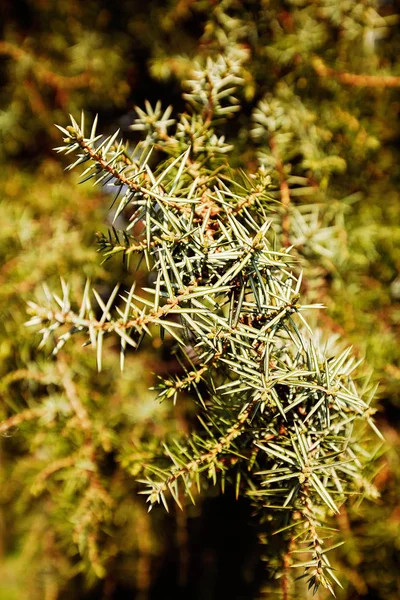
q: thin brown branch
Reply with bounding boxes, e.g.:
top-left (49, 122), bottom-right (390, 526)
top-left (23, 80), bottom-right (48, 118)
top-left (0, 369), bottom-right (56, 389)
top-left (28, 281), bottom-right (202, 334)
top-left (312, 56), bottom-right (400, 88)
top-left (102, 237), bottom-right (159, 258)
top-left (57, 359), bottom-right (91, 432)
top-left (31, 455), bottom-right (77, 493)
top-left (168, 363), bottom-right (210, 392)
top-left (79, 138), bottom-right (195, 214)
top-left (231, 186), bottom-right (267, 216)
top-left (79, 138), bottom-right (145, 193)
top-left (0, 406), bottom-right (47, 435)
top-left (162, 397), bottom-right (263, 490)
top-left (0, 41), bottom-right (91, 90)
top-left (87, 531), bottom-right (106, 578)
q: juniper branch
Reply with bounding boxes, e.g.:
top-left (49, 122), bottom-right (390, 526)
top-left (27, 70), bottom-right (382, 593)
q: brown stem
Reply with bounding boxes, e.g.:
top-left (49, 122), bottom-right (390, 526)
top-left (0, 368), bottom-right (56, 389)
top-left (0, 41), bottom-right (91, 90)
top-left (312, 56), bottom-right (400, 88)
top-left (28, 280), bottom-right (202, 334)
top-left (79, 138), bottom-right (196, 214)
top-left (58, 359), bottom-right (91, 432)
top-left (159, 397), bottom-right (261, 495)
top-left (32, 455), bottom-right (77, 492)
top-left (74, 137), bottom-right (267, 236)
top-left (23, 79), bottom-right (48, 118)
top-left (170, 363), bottom-right (210, 393)
top-left (0, 406), bottom-right (47, 434)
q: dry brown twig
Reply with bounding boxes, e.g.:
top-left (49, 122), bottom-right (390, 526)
top-left (312, 56), bottom-right (400, 88)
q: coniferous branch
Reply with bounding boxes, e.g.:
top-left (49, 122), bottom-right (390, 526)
top-left (27, 107), bottom-right (381, 595)
top-left (1, 0), bottom-right (397, 596)
top-left (25, 6), bottom-right (395, 591)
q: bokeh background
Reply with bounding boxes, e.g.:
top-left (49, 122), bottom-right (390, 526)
top-left (0, 1), bottom-right (399, 598)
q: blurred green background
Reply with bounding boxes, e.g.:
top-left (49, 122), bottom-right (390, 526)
top-left (0, 1), bottom-right (399, 598)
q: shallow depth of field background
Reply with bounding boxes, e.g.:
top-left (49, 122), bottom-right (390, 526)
top-left (0, 1), bottom-right (399, 599)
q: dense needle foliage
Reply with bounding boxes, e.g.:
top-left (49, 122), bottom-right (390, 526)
top-left (1, 1), bottom-right (400, 599)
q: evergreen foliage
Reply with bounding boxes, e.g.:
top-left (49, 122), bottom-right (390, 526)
top-left (1, 1), bottom-right (400, 599)
top-left (30, 103), bottom-right (379, 594)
